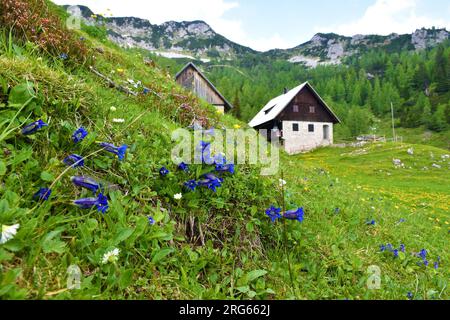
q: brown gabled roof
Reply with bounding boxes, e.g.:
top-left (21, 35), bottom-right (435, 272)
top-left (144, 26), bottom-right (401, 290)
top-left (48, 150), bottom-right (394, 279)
top-left (175, 62), bottom-right (233, 111)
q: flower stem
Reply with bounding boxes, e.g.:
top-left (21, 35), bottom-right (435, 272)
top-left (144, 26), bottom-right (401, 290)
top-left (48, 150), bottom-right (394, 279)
top-left (280, 170), bottom-right (296, 298)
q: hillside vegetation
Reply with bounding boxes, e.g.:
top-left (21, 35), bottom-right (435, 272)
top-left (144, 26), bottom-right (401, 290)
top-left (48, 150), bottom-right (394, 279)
top-left (151, 38), bottom-right (450, 147)
top-left (0, 0), bottom-right (448, 300)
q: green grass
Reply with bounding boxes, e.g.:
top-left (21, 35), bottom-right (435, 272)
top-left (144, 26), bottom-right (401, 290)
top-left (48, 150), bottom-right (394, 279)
top-left (0, 11), bottom-right (448, 300)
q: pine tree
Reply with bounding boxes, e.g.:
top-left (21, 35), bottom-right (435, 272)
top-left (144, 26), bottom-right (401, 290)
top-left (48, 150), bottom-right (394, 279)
top-left (232, 90), bottom-right (241, 119)
top-left (434, 46), bottom-right (450, 94)
top-left (428, 104), bottom-right (448, 132)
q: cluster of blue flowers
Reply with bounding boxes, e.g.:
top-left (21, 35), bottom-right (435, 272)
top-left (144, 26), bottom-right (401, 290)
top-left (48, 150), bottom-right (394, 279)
top-left (380, 243), bottom-right (405, 258)
top-left (22, 119), bottom-right (127, 214)
top-left (380, 244), bottom-right (441, 269)
top-left (416, 249), bottom-right (440, 269)
top-left (159, 140), bottom-right (235, 194)
top-left (265, 206), bottom-right (304, 223)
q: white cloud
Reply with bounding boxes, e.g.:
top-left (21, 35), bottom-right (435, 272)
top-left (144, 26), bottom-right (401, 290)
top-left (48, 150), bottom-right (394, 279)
top-left (315, 0), bottom-right (450, 36)
top-left (243, 34), bottom-right (292, 51)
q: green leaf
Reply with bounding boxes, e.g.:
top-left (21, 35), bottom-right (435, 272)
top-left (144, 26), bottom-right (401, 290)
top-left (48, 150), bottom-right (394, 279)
top-left (113, 228), bottom-right (134, 245)
top-left (41, 229), bottom-right (66, 254)
top-left (0, 161), bottom-right (6, 176)
top-left (118, 269), bottom-right (134, 290)
top-left (8, 83), bottom-right (35, 107)
top-left (247, 269), bottom-right (267, 283)
top-left (152, 248), bottom-right (174, 264)
top-left (40, 171), bottom-right (55, 182)
top-left (0, 248), bottom-right (13, 262)
top-left (236, 286), bottom-right (249, 293)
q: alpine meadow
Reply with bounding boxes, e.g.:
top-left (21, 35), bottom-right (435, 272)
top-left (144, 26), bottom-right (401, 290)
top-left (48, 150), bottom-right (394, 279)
top-left (0, 0), bottom-right (449, 302)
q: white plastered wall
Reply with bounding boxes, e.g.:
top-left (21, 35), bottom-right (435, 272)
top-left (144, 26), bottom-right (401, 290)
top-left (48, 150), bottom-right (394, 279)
top-left (282, 121), bottom-right (334, 154)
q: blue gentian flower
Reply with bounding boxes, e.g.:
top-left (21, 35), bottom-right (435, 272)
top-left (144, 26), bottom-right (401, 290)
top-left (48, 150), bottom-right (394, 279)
top-left (184, 180), bottom-right (197, 192)
top-left (214, 153), bottom-right (227, 166)
top-left (265, 206), bottom-right (282, 223)
top-left (143, 87), bottom-right (150, 94)
top-left (33, 188), bottom-right (52, 201)
top-left (400, 244), bottom-right (406, 253)
top-left (148, 216), bottom-right (155, 225)
top-left (72, 127), bottom-right (88, 144)
top-left (59, 53), bottom-right (68, 60)
top-left (63, 154), bottom-right (84, 168)
top-left (423, 260), bottom-right (429, 267)
top-left (407, 292), bottom-right (413, 300)
top-left (387, 244), bottom-right (394, 251)
top-left (215, 164), bottom-right (235, 174)
top-left (74, 193), bottom-right (109, 213)
top-left (197, 173), bottom-right (223, 192)
top-left (178, 162), bottom-right (189, 172)
top-left (159, 167), bottom-right (169, 177)
top-left (99, 143), bottom-right (128, 161)
top-left (21, 120), bottom-right (48, 135)
top-left (206, 179), bottom-right (222, 192)
top-left (437, 256), bottom-right (441, 262)
top-left (283, 208), bottom-right (304, 222)
top-left (380, 244), bottom-right (386, 252)
top-left (399, 218), bottom-right (406, 223)
top-left (196, 141), bottom-right (213, 164)
top-left (366, 219), bottom-right (376, 225)
top-left (434, 262), bottom-right (439, 270)
top-left (71, 176), bottom-right (100, 193)
top-left (79, 37), bottom-right (86, 41)
top-left (393, 249), bottom-right (399, 258)
top-left (419, 249), bottom-right (427, 260)
top-left (334, 208), bottom-right (340, 214)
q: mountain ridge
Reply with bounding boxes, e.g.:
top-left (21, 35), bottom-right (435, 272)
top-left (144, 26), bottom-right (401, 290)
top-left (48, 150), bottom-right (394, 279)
top-left (65, 5), bottom-right (449, 67)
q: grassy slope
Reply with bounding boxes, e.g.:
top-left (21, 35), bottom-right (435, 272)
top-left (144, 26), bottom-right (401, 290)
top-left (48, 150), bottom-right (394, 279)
top-left (280, 143), bottom-right (449, 299)
top-left (0, 14), bottom-right (449, 300)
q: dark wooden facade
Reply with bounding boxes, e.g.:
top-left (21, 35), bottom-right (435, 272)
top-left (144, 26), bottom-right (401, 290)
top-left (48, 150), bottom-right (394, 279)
top-left (175, 63), bottom-right (232, 112)
top-left (254, 85), bottom-right (339, 132)
top-left (278, 86), bottom-right (338, 123)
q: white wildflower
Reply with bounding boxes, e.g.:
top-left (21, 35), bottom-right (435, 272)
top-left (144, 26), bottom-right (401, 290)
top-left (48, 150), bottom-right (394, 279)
top-left (393, 159), bottom-right (405, 168)
top-left (110, 106), bottom-right (117, 112)
top-left (407, 148), bottom-right (414, 155)
top-left (432, 163), bottom-right (442, 169)
top-left (101, 248), bottom-right (120, 264)
top-left (279, 179), bottom-right (287, 187)
top-left (174, 193), bottom-right (183, 200)
top-left (112, 118), bottom-right (125, 123)
top-left (0, 224), bottom-right (20, 244)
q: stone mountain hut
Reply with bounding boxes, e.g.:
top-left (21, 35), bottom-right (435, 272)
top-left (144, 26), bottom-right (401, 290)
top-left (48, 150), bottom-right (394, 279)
top-left (175, 62), bottom-right (233, 114)
top-left (249, 82), bottom-right (341, 154)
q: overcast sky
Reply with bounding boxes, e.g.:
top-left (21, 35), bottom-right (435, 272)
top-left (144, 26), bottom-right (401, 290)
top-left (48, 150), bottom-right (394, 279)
top-left (52, 0), bottom-right (450, 51)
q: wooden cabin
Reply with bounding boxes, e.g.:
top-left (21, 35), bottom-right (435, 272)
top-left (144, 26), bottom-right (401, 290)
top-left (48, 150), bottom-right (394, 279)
top-left (175, 62), bottom-right (233, 114)
top-left (249, 82), bottom-right (341, 154)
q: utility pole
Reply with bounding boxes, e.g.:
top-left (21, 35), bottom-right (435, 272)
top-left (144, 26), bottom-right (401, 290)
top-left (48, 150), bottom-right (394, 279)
top-left (391, 102), bottom-right (396, 143)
